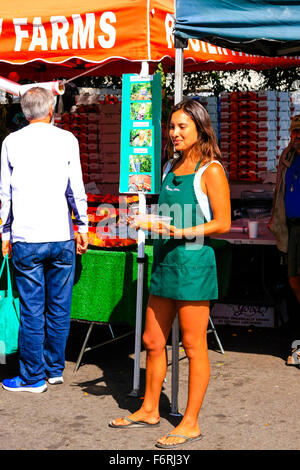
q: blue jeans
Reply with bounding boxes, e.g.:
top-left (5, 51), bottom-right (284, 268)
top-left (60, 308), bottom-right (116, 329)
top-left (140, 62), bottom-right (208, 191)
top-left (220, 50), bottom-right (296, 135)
top-left (12, 240), bottom-right (76, 384)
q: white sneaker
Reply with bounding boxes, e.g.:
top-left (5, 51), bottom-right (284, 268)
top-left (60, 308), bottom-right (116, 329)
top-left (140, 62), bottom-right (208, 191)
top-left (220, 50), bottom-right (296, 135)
top-left (48, 376), bottom-right (64, 385)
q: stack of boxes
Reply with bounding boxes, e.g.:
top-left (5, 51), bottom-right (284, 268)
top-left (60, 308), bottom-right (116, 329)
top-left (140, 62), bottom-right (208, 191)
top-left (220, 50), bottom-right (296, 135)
top-left (97, 103), bottom-right (121, 194)
top-left (55, 101), bottom-right (121, 195)
top-left (55, 89), bottom-right (300, 189)
top-left (219, 90), bottom-right (292, 181)
top-left (256, 90), bottom-right (277, 175)
top-left (290, 91), bottom-right (300, 117)
top-left (276, 92), bottom-right (291, 166)
top-left (192, 95), bottom-right (219, 139)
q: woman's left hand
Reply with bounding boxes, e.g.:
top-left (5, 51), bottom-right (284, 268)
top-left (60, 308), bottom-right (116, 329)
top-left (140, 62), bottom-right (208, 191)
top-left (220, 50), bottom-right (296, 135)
top-left (132, 219), bottom-right (180, 238)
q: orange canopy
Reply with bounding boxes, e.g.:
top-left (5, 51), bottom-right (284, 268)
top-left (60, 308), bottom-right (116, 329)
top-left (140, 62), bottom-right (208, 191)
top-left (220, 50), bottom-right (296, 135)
top-left (0, 0), bottom-right (299, 80)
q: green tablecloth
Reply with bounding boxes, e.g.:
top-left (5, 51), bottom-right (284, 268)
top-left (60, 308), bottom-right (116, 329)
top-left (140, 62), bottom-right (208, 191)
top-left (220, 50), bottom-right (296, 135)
top-left (71, 240), bottom-right (231, 327)
top-left (0, 241), bottom-right (231, 328)
top-left (71, 245), bottom-right (153, 327)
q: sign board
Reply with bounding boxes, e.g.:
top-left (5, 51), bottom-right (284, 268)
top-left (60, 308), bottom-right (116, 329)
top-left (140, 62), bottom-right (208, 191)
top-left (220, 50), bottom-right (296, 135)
top-left (119, 73), bottom-right (161, 194)
top-left (211, 303), bottom-right (275, 328)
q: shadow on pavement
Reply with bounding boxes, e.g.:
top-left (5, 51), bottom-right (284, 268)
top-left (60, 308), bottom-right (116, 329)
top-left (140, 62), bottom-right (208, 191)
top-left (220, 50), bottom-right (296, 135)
top-left (65, 321), bottom-right (183, 428)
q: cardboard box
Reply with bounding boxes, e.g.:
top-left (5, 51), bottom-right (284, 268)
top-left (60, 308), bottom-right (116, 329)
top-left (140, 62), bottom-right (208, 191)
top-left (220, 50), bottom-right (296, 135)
top-left (239, 121), bottom-right (259, 130)
top-left (239, 130), bottom-right (257, 140)
top-left (257, 139), bottom-right (277, 148)
top-left (276, 101), bottom-right (290, 111)
top-left (239, 91), bottom-right (258, 100)
top-left (87, 143), bottom-right (98, 152)
top-left (99, 143), bottom-right (120, 153)
top-left (98, 114), bottom-right (121, 124)
top-left (257, 90), bottom-right (277, 100)
top-left (258, 120), bottom-right (277, 130)
top-left (99, 134), bottom-right (120, 144)
top-left (266, 159), bottom-right (277, 171)
top-left (87, 133), bottom-right (97, 142)
top-left (238, 160), bottom-right (257, 170)
top-left (257, 149), bottom-right (277, 160)
top-left (89, 153), bottom-right (100, 161)
top-left (258, 110), bottom-right (277, 120)
top-left (258, 100), bottom-right (277, 111)
top-left (277, 110), bottom-right (291, 120)
top-left (277, 91), bottom-right (290, 102)
top-left (99, 153), bottom-right (120, 163)
top-left (238, 101), bottom-right (258, 111)
top-left (258, 130), bottom-right (277, 140)
top-left (238, 150), bottom-right (257, 160)
top-left (87, 123), bottom-right (98, 131)
top-left (220, 92), bottom-right (231, 101)
top-left (220, 101), bottom-right (230, 111)
top-left (277, 121), bottom-right (290, 130)
top-left (220, 141), bottom-right (231, 151)
top-left (99, 124), bottom-right (121, 134)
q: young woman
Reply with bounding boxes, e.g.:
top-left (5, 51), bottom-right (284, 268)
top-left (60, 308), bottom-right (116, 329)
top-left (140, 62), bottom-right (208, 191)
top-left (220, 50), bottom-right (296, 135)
top-left (109, 99), bottom-right (231, 449)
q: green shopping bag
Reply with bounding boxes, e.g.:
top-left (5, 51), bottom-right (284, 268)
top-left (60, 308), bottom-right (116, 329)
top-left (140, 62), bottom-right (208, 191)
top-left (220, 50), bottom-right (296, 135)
top-left (0, 255), bottom-right (20, 356)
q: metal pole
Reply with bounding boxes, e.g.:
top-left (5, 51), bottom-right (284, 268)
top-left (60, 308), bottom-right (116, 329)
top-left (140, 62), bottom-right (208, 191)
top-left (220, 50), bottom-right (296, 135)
top-left (128, 61), bottom-right (149, 397)
top-left (170, 316), bottom-right (182, 416)
top-left (128, 192), bottom-right (146, 397)
top-left (170, 36), bottom-right (187, 415)
top-left (174, 44), bottom-right (184, 104)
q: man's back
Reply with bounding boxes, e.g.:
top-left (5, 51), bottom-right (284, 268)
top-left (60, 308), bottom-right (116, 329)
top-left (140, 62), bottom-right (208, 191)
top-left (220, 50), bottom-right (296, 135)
top-left (1, 122), bottom-right (87, 243)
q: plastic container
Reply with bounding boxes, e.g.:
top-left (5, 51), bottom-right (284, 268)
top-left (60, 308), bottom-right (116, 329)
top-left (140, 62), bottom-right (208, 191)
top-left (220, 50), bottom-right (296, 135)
top-left (133, 214), bottom-right (172, 231)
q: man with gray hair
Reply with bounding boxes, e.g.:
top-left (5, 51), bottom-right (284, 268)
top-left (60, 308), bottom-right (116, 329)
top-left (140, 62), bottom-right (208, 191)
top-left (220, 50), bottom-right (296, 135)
top-left (0, 87), bottom-right (88, 393)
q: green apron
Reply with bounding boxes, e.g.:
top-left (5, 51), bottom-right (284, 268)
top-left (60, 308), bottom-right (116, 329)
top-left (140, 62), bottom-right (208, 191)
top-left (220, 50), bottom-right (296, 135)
top-left (150, 161), bottom-right (218, 301)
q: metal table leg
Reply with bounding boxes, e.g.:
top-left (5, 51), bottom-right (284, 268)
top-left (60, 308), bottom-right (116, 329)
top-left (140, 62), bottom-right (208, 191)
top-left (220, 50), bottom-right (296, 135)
top-left (74, 321), bottom-right (95, 372)
top-left (170, 315), bottom-right (182, 417)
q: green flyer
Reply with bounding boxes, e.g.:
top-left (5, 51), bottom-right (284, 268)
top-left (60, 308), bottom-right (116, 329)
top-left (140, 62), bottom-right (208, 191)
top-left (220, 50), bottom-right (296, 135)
top-left (119, 73), bottom-right (162, 194)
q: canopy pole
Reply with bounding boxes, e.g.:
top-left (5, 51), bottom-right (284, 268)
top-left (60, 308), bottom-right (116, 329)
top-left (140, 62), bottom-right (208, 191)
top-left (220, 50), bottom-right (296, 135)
top-left (170, 35), bottom-right (188, 417)
top-left (140, 61), bottom-right (150, 77)
top-left (128, 61), bottom-right (149, 397)
top-left (174, 37), bottom-right (185, 104)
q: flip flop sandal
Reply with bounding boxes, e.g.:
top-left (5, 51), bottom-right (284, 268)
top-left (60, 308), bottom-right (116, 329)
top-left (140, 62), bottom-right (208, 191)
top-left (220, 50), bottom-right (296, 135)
top-left (286, 348), bottom-right (300, 366)
top-left (109, 417), bottom-right (160, 429)
top-left (155, 433), bottom-right (203, 449)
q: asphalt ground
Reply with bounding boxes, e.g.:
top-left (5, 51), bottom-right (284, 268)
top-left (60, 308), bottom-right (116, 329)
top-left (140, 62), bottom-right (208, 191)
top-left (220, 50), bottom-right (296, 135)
top-left (0, 318), bottom-right (300, 457)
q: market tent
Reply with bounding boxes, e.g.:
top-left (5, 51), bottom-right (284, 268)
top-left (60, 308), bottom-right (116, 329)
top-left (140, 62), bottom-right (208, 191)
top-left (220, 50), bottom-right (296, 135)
top-left (0, 0), bottom-right (300, 82)
top-left (169, 0), bottom-right (300, 416)
top-left (1, 0), bottom-right (300, 403)
top-left (174, 0), bottom-right (300, 57)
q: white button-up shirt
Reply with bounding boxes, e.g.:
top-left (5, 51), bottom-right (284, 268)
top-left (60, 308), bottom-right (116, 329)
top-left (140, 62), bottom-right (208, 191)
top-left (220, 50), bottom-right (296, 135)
top-left (0, 122), bottom-right (88, 243)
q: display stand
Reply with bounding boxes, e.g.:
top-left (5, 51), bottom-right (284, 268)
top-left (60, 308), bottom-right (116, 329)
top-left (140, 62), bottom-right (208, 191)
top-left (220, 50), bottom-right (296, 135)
top-left (127, 60), bottom-right (150, 397)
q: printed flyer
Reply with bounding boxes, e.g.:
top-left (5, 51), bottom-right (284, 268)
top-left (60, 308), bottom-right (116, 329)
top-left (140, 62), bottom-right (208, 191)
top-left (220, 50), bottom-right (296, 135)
top-left (119, 73), bottom-right (161, 194)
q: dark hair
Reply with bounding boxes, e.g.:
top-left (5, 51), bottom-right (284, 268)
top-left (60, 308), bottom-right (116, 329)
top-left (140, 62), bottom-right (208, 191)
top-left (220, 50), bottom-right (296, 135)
top-left (166, 99), bottom-right (221, 164)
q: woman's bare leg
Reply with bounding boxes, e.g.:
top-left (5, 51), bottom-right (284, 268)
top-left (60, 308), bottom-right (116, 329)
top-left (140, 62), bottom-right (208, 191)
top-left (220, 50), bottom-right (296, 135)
top-left (157, 300), bottom-right (210, 446)
top-left (111, 295), bottom-right (176, 426)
